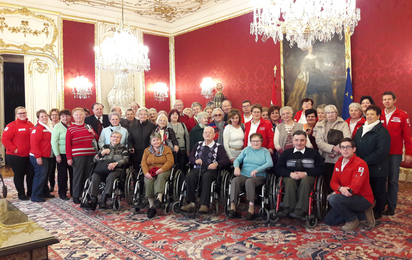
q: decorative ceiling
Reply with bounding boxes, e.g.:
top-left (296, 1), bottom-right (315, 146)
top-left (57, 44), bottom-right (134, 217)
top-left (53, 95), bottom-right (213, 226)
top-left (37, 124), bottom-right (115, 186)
top-left (60, 0), bottom-right (229, 23)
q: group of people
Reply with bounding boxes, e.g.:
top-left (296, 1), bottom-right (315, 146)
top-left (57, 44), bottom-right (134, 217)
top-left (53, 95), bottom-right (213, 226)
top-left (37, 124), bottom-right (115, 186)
top-left (2, 90), bottom-right (411, 230)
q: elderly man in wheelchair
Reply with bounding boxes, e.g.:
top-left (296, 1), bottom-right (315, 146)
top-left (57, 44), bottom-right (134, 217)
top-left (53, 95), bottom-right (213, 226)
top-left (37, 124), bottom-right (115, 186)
top-left (82, 131), bottom-right (129, 211)
top-left (275, 130), bottom-right (325, 219)
top-left (180, 126), bottom-right (230, 213)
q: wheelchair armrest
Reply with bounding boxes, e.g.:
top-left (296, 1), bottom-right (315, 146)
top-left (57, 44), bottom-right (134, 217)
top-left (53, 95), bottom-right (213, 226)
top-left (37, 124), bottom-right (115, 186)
top-left (171, 163), bottom-right (180, 169)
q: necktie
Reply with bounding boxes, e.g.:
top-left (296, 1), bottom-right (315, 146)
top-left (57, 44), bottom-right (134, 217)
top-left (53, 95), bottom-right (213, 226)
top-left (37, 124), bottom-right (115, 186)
top-left (97, 117), bottom-right (102, 135)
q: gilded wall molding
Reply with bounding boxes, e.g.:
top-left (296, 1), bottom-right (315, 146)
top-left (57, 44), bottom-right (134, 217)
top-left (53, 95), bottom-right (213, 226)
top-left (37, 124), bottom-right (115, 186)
top-left (169, 35), bottom-right (175, 109)
top-left (0, 7), bottom-right (59, 63)
top-left (28, 58), bottom-right (49, 75)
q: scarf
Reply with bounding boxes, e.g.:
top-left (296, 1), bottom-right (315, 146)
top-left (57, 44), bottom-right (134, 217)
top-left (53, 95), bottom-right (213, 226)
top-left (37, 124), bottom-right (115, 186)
top-left (149, 144), bottom-right (165, 157)
top-left (361, 120), bottom-right (379, 137)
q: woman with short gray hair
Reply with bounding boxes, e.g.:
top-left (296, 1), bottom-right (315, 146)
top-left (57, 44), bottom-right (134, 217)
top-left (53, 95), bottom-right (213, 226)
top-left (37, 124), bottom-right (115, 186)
top-left (209, 108), bottom-right (227, 144)
top-left (189, 112), bottom-right (209, 151)
top-left (98, 112), bottom-right (128, 148)
top-left (345, 102), bottom-right (366, 139)
top-left (315, 104), bottom-right (351, 193)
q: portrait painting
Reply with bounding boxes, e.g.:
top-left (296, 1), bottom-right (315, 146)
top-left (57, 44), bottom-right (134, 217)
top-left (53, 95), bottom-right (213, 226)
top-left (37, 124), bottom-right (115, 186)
top-left (281, 36), bottom-right (348, 115)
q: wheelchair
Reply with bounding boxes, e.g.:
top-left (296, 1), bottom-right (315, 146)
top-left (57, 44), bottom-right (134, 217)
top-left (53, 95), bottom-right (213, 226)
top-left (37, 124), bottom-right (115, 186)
top-left (125, 163), bottom-right (184, 214)
top-left (223, 167), bottom-right (276, 223)
top-left (81, 162), bottom-right (131, 211)
top-left (0, 155), bottom-right (7, 198)
top-left (172, 164), bottom-right (230, 216)
top-left (270, 175), bottom-right (328, 228)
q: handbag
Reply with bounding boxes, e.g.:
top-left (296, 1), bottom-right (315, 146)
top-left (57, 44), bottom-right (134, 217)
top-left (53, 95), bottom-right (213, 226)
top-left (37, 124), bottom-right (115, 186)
top-left (85, 124), bottom-right (99, 152)
top-left (327, 129), bottom-right (344, 146)
top-left (94, 159), bottom-right (116, 176)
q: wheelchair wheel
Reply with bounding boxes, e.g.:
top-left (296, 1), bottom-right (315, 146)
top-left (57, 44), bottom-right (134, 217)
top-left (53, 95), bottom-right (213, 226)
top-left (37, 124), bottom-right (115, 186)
top-left (269, 210), bottom-right (279, 223)
top-left (172, 169), bottom-right (184, 201)
top-left (305, 215), bottom-right (318, 229)
top-left (2, 185), bottom-right (7, 198)
top-left (172, 201), bottom-right (181, 214)
top-left (316, 176), bottom-right (328, 220)
top-left (113, 197), bottom-right (121, 211)
top-left (81, 178), bottom-right (92, 204)
top-left (125, 168), bottom-right (137, 205)
top-left (268, 174), bottom-right (277, 210)
top-left (220, 170), bottom-right (230, 207)
top-left (260, 208), bottom-right (270, 223)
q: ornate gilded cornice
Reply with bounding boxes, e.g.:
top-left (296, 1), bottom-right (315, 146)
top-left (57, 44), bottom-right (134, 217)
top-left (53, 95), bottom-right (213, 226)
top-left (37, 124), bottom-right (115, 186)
top-left (60, 0), bottom-right (227, 23)
top-left (28, 58), bottom-right (49, 75)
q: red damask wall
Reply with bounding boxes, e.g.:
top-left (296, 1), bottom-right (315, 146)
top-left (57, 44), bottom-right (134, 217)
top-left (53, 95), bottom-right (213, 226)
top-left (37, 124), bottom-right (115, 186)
top-left (351, 0), bottom-right (412, 117)
top-left (63, 20), bottom-right (96, 112)
top-left (175, 13), bottom-right (281, 110)
top-left (144, 34), bottom-right (170, 111)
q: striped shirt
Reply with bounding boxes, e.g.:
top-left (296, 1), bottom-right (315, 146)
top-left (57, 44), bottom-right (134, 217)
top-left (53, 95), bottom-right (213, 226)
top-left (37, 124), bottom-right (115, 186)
top-left (66, 123), bottom-right (96, 160)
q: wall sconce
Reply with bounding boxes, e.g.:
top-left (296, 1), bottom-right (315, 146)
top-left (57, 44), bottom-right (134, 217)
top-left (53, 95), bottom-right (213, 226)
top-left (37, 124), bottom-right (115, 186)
top-left (152, 82), bottom-right (169, 102)
top-left (69, 76), bottom-right (92, 99)
top-left (200, 77), bottom-right (215, 99)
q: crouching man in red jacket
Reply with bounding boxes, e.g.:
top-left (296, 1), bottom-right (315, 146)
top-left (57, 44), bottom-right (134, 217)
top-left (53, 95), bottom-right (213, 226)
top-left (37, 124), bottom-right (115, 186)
top-left (324, 138), bottom-right (375, 231)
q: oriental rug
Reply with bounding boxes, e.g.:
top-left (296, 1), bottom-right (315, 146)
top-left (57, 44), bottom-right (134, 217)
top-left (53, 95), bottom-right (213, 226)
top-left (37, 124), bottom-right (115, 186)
top-left (3, 177), bottom-right (412, 259)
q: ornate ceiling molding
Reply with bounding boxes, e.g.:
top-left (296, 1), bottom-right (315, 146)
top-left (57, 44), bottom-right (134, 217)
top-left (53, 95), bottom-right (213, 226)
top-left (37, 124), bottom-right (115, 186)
top-left (61, 0), bottom-right (228, 23)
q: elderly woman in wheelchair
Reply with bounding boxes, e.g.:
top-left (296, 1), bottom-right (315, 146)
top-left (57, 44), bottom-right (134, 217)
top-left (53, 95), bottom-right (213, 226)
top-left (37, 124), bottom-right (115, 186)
top-left (228, 133), bottom-right (273, 220)
top-left (82, 131), bottom-right (129, 210)
top-left (142, 132), bottom-right (174, 219)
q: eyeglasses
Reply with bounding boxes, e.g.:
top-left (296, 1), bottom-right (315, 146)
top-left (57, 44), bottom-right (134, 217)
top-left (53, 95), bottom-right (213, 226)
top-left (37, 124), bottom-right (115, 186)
top-left (17, 112), bottom-right (27, 115)
top-left (251, 140), bottom-right (262, 143)
top-left (214, 114), bottom-right (222, 117)
top-left (340, 146), bottom-right (352, 150)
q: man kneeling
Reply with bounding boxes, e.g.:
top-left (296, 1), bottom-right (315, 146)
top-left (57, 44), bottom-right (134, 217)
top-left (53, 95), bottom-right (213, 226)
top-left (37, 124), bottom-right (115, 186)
top-left (275, 130), bottom-right (325, 219)
top-left (325, 138), bottom-right (375, 231)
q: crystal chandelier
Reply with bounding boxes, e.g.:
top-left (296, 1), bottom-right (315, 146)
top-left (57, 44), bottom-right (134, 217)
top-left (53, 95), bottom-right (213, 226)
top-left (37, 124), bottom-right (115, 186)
top-left (250, 0), bottom-right (361, 49)
top-left (95, 0), bottom-right (150, 78)
top-left (70, 76), bottom-right (92, 99)
top-left (153, 82), bottom-right (169, 102)
top-left (200, 78), bottom-right (215, 99)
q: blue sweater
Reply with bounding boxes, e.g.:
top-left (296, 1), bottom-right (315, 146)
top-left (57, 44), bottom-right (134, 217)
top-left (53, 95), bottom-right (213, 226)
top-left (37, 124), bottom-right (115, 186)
top-left (233, 146), bottom-right (273, 178)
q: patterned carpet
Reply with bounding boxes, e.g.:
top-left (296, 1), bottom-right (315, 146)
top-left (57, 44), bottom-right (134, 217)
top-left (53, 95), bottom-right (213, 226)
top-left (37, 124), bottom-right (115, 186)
top-left (3, 176), bottom-right (412, 260)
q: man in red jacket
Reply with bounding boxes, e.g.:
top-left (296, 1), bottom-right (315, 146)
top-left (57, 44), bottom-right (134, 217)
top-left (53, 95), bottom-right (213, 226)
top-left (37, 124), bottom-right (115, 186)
top-left (380, 91), bottom-right (412, 216)
top-left (324, 138), bottom-right (375, 231)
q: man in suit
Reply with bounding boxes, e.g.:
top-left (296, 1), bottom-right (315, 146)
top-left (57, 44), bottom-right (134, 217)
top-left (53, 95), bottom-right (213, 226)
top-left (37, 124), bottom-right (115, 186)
top-left (84, 103), bottom-right (110, 138)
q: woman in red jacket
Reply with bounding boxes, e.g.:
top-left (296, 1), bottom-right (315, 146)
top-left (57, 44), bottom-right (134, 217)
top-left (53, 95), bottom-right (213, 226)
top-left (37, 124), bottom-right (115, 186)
top-left (1, 106), bottom-right (35, 200)
top-left (30, 109), bottom-right (55, 202)
top-left (243, 104), bottom-right (274, 154)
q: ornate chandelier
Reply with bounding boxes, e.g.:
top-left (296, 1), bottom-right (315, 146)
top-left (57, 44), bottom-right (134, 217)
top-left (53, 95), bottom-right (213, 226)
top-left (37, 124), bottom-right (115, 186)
top-left (250, 0), bottom-right (361, 49)
top-left (152, 82), bottom-right (169, 102)
top-left (95, 1), bottom-right (150, 78)
top-left (200, 78), bottom-right (215, 99)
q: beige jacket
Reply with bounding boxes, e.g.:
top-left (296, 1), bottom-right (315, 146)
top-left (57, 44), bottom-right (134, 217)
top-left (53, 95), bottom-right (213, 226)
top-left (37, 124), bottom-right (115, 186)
top-left (315, 116), bottom-right (351, 164)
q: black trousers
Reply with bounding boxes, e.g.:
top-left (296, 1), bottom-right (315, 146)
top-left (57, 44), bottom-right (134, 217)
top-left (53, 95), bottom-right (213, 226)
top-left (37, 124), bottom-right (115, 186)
top-left (48, 159), bottom-right (56, 190)
top-left (6, 154), bottom-right (34, 197)
top-left (370, 176), bottom-right (386, 214)
top-left (176, 149), bottom-right (188, 173)
top-left (57, 154), bottom-right (73, 198)
top-left (324, 163), bottom-right (335, 195)
top-left (186, 169), bottom-right (217, 206)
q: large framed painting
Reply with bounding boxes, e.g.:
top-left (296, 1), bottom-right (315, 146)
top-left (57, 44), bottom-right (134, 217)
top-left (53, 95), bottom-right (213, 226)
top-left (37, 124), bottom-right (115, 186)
top-left (281, 35), bottom-right (351, 115)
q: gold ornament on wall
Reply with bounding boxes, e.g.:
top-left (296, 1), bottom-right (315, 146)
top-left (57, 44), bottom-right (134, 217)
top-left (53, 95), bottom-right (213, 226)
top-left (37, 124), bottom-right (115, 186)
top-left (28, 58), bottom-right (50, 75)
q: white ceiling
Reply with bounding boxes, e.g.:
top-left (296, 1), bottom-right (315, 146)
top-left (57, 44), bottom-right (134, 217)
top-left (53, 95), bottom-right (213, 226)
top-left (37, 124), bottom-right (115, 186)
top-left (2, 0), bottom-right (253, 35)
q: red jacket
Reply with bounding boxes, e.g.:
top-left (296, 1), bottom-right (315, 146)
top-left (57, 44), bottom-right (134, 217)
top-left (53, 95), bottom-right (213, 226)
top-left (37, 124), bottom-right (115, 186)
top-left (331, 155), bottom-right (374, 205)
top-left (2, 118), bottom-right (34, 157)
top-left (381, 108), bottom-right (412, 155)
top-left (293, 110), bottom-right (304, 122)
top-left (243, 118), bottom-right (274, 150)
top-left (30, 123), bottom-right (52, 158)
top-left (186, 117), bottom-right (198, 132)
top-left (345, 117), bottom-right (366, 139)
top-left (179, 114), bottom-right (190, 127)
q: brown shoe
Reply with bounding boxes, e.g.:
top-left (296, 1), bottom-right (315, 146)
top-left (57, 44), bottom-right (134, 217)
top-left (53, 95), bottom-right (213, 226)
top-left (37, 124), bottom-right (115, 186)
top-left (365, 207), bottom-right (375, 228)
top-left (342, 219), bottom-right (359, 231)
top-left (198, 205), bottom-right (209, 213)
top-left (180, 203), bottom-right (195, 212)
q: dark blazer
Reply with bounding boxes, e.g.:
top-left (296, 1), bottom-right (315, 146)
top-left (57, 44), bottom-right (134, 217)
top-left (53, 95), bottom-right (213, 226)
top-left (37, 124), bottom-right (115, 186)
top-left (128, 120), bottom-right (157, 163)
top-left (84, 114), bottom-right (110, 135)
top-left (354, 122), bottom-right (391, 178)
top-left (120, 118), bottom-right (138, 131)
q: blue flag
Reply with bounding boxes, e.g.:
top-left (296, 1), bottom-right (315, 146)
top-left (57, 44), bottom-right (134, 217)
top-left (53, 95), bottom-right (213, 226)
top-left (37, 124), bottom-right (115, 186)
top-left (342, 68), bottom-right (353, 120)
